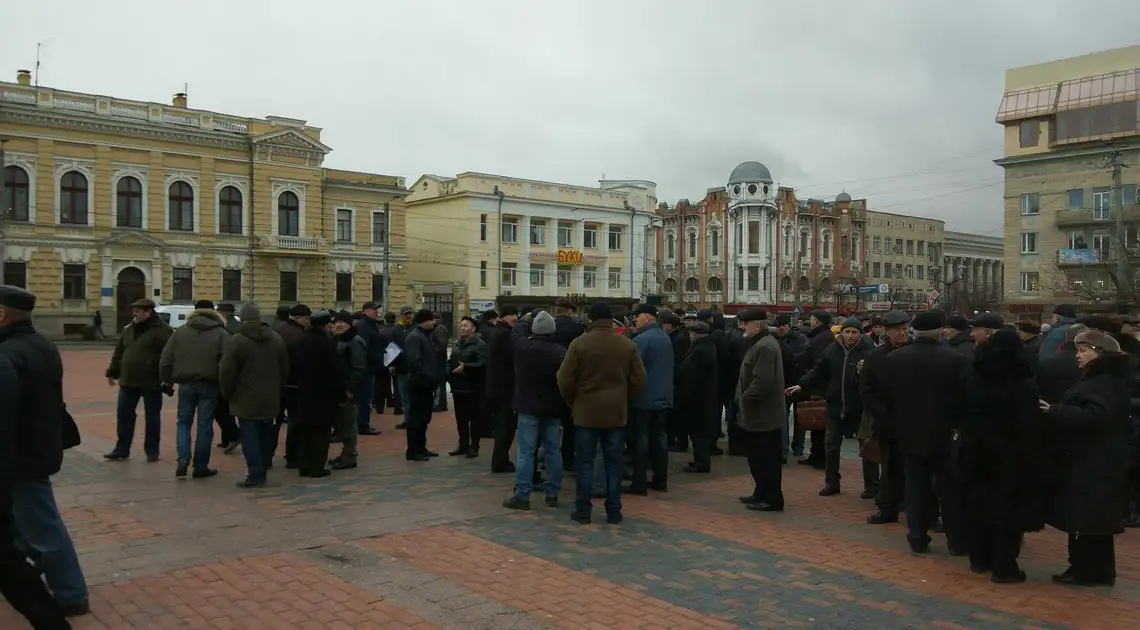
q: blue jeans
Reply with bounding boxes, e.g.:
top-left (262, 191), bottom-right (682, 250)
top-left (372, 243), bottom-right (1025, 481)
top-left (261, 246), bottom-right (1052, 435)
top-left (593, 449), bottom-right (606, 494)
top-left (397, 373), bottom-right (411, 425)
top-left (176, 382), bottom-right (218, 470)
top-left (113, 386), bottom-right (164, 457)
top-left (514, 414), bottom-right (563, 500)
top-left (575, 427), bottom-right (624, 518)
top-left (629, 409), bottom-right (669, 489)
top-left (239, 419), bottom-right (276, 483)
top-left (11, 477), bottom-right (88, 606)
top-left (356, 375), bottom-right (375, 432)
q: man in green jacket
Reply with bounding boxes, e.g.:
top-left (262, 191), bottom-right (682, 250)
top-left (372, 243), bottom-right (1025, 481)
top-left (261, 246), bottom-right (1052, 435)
top-left (159, 300), bottom-right (229, 479)
top-left (104, 298), bottom-right (173, 462)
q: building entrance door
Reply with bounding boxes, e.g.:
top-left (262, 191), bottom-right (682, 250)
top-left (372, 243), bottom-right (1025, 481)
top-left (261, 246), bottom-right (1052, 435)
top-left (116, 267), bottom-right (147, 330)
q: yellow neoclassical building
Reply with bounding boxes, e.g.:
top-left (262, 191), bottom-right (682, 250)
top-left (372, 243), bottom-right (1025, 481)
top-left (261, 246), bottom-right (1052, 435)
top-left (0, 70), bottom-right (411, 335)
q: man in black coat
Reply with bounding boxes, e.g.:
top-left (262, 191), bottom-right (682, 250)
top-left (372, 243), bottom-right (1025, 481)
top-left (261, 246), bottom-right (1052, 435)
top-left (1017, 321), bottom-right (1042, 370)
top-left (678, 322), bottom-right (720, 473)
top-left (354, 302), bottom-right (386, 436)
top-left (946, 315), bottom-right (975, 360)
top-left (883, 309), bottom-right (971, 554)
top-left (273, 304), bottom-right (310, 469)
top-left (723, 317), bottom-right (750, 456)
top-left (372, 312), bottom-right (398, 415)
top-left (403, 309), bottom-right (442, 461)
top-left (390, 307), bottom-right (415, 429)
top-left (294, 311), bottom-right (346, 478)
top-left (860, 310), bottom-right (911, 524)
top-left (662, 313), bottom-right (690, 452)
top-left (0, 286), bottom-right (84, 628)
top-left (552, 299), bottom-right (586, 469)
top-left (774, 314), bottom-right (807, 457)
top-left (794, 310), bottom-right (835, 467)
top-left (699, 311), bottom-right (731, 449)
top-left (486, 305), bottom-right (520, 473)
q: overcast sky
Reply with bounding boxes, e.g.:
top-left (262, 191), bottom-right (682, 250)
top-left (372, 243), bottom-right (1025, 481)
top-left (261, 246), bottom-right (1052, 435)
top-left (4, 1), bottom-right (1137, 234)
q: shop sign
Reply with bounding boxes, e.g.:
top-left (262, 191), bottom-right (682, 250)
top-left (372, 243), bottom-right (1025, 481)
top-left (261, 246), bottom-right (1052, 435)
top-left (557, 249), bottom-right (584, 265)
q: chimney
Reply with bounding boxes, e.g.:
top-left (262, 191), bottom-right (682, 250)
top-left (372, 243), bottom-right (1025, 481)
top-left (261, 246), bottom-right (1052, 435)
top-left (16, 69), bottom-right (31, 86)
top-left (172, 92), bottom-right (187, 108)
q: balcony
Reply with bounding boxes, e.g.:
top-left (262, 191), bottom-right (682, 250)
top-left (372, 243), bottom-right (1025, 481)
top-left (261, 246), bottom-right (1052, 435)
top-left (1056, 248), bottom-right (1108, 267)
top-left (1054, 204), bottom-right (1140, 227)
top-left (259, 234), bottom-right (326, 255)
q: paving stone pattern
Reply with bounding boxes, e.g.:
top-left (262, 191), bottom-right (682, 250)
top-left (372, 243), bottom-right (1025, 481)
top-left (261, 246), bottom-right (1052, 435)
top-left (0, 349), bottom-right (1136, 629)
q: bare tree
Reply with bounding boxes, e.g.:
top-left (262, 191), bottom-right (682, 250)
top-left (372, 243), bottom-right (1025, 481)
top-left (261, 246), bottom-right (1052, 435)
top-left (1045, 263), bottom-right (1140, 307)
top-left (949, 276), bottom-right (1001, 315)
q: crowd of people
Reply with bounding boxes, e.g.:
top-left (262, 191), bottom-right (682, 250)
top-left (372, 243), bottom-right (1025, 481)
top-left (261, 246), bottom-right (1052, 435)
top-left (1, 280), bottom-right (1138, 629)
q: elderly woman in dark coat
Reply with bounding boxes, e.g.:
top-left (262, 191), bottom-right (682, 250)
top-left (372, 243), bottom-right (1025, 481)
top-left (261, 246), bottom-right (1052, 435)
top-left (1039, 328), bottom-right (1133, 587)
top-left (961, 328), bottom-right (1045, 583)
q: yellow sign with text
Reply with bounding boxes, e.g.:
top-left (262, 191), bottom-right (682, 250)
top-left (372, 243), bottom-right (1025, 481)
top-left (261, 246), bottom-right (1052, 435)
top-left (557, 249), bottom-right (585, 265)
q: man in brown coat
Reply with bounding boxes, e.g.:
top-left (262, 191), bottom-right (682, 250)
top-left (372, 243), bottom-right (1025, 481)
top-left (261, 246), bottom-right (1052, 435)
top-left (557, 302), bottom-right (646, 526)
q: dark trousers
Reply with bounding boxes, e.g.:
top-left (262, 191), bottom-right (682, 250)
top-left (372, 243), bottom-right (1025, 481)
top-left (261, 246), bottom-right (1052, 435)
top-left (214, 396), bottom-right (240, 445)
top-left (805, 429), bottom-right (824, 462)
top-left (790, 406), bottom-right (806, 454)
top-left (561, 413), bottom-right (576, 470)
top-left (822, 414), bottom-right (853, 486)
top-left (968, 520), bottom-right (1023, 577)
top-left (356, 376), bottom-right (375, 432)
top-left (390, 372), bottom-right (403, 411)
top-left (904, 452), bottom-right (963, 549)
top-left (296, 422), bottom-right (331, 475)
top-left (489, 398), bottom-right (518, 470)
top-left (692, 436), bottom-right (714, 471)
top-left (453, 391), bottom-right (483, 450)
top-left (273, 388), bottom-right (300, 466)
top-left (629, 409), bottom-right (669, 489)
top-left (744, 428), bottom-right (784, 508)
top-left (856, 439), bottom-right (882, 493)
top-left (373, 368), bottom-right (392, 412)
top-left (0, 490), bottom-right (69, 630)
top-left (113, 385), bottom-right (163, 457)
top-left (238, 419), bottom-right (275, 483)
top-left (405, 384), bottom-right (435, 456)
top-left (875, 440), bottom-right (905, 513)
top-left (1067, 534), bottom-right (1116, 582)
top-left (667, 408), bottom-right (687, 449)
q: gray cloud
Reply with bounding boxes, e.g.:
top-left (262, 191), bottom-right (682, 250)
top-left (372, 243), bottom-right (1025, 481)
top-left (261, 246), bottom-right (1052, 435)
top-left (4, 0), bottom-right (1137, 234)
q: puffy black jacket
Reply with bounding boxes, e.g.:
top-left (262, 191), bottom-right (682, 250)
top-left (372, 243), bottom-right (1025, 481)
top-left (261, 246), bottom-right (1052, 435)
top-left (335, 328), bottom-right (369, 396)
top-left (355, 316), bottom-right (387, 370)
top-left (485, 321), bottom-right (516, 402)
top-left (0, 321), bottom-right (65, 479)
top-left (799, 336), bottom-right (875, 418)
top-left (448, 336), bottom-right (488, 395)
top-left (512, 333), bottom-right (568, 417)
top-left (404, 325), bottom-right (440, 390)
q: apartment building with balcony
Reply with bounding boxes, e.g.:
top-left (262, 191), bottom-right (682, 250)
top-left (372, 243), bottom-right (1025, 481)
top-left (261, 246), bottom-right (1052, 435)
top-left (995, 45), bottom-right (1140, 316)
top-left (0, 70), bottom-right (411, 334)
top-left (404, 172), bottom-right (656, 317)
top-left (862, 211), bottom-right (945, 310)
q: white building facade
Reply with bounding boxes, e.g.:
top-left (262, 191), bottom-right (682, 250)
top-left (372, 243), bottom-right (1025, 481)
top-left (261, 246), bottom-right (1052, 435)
top-left (726, 161), bottom-right (780, 305)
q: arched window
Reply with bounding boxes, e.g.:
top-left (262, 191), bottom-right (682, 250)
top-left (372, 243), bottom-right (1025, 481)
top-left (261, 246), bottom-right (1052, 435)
top-left (820, 278), bottom-right (832, 293)
top-left (822, 232), bottom-right (832, 259)
top-left (687, 231), bottom-right (697, 259)
top-left (60, 171), bottom-right (89, 225)
top-left (663, 278), bottom-right (678, 293)
top-left (278, 191), bottom-right (300, 236)
top-left (168, 181), bottom-right (194, 231)
top-left (783, 226), bottom-right (793, 255)
top-left (3, 165), bottom-right (30, 221)
top-left (780, 276), bottom-right (792, 292)
top-left (218, 186), bottom-right (243, 234)
top-left (684, 277), bottom-right (700, 292)
top-left (840, 235), bottom-right (849, 260)
top-left (665, 233), bottom-right (675, 259)
top-left (799, 231), bottom-right (809, 256)
top-left (852, 232), bottom-right (860, 261)
top-left (708, 229), bottom-right (720, 258)
top-left (765, 220), bottom-right (773, 252)
top-left (707, 276), bottom-right (723, 292)
top-left (797, 276), bottom-right (809, 291)
top-left (116, 176), bottom-right (143, 228)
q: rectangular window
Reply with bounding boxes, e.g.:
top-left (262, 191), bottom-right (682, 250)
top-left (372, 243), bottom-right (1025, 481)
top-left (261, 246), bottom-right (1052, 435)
top-left (1092, 187), bottom-right (1111, 220)
top-left (883, 264), bottom-right (891, 278)
top-left (480, 214), bottom-right (488, 242)
top-left (1020, 193), bottom-right (1040, 215)
top-left (735, 223), bottom-right (743, 254)
top-left (62, 264), bottom-right (86, 299)
top-left (584, 224), bottom-right (598, 249)
top-left (737, 265), bottom-right (744, 291)
top-left (904, 264), bottom-right (913, 279)
top-left (1020, 272), bottom-right (1040, 292)
top-left (279, 271), bottom-right (298, 302)
top-left (1123, 184), bottom-right (1137, 206)
top-left (748, 220), bottom-right (760, 253)
top-left (872, 262), bottom-right (880, 278)
top-left (557, 265), bottom-right (572, 288)
top-left (1019, 121), bottom-right (1039, 148)
top-left (3, 261), bottom-right (26, 289)
top-left (1068, 231), bottom-right (1087, 249)
top-left (172, 267), bottom-right (193, 302)
top-left (501, 218), bottom-right (518, 244)
top-left (608, 267), bottom-right (621, 289)
top-left (501, 262), bottom-right (517, 287)
top-left (608, 226), bottom-right (622, 251)
top-left (1020, 232), bottom-right (1038, 254)
top-left (479, 261), bottom-right (487, 288)
top-left (841, 235), bottom-right (849, 260)
top-left (894, 264), bottom-right (902, 278)
top-left (529, 263), bottom-right (545, 287)
top-left (583, 265), bottom-right (597, 289)
top-left (530, 219), bottom-right (547, 246)
top-left (371, 273), bottom-right (384, 301)
top-left (906, 240), bottom-right (914, 255)
top-left (335, 209), bottom-right (353, 243)
top-left (371, 211), bottom-right (387, 245)
top-left (335, 272), bottom-right (352, 302)
top-left (711, 232), bottom-right (720, 257)
top-left (747, 265), bottom-right (760, 291)
top-left (557, 221), bottom-right (573, 247)
top-left (222, 269), bottom-right (241, 302)
top-left (916, 265), bottom-right (925, 280)
top-left (895, 238), bottom-right (903, 253)
top-left (872, 236), bottom-right (881, 253)
top-left (1067, 189), bottom-right (1085, 210)
top-left (917, 241), bottom-right (925, 256)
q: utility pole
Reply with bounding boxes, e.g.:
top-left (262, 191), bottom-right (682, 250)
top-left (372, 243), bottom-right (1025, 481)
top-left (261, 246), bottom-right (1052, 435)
top-left (1109, 147), bottom-right (1133, 305)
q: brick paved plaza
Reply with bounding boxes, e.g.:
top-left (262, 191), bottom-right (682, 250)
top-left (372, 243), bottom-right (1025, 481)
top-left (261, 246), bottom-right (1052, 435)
top-left (2, 348), bottom-right (1137, 629)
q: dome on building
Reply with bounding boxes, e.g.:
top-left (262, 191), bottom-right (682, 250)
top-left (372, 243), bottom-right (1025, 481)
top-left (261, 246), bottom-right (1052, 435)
top-left (836, 192), bottom-right (852, 202)
top-left (727, 161), bottom-right (773, 185)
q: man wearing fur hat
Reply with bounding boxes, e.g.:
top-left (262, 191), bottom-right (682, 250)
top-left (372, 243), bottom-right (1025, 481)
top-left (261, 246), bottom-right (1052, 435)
top-left (159, 300), bottom-right (229, 479)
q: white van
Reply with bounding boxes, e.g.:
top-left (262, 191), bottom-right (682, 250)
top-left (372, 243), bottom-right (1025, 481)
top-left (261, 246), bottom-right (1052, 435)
top-left (155, 305), bottom-right (195, 329)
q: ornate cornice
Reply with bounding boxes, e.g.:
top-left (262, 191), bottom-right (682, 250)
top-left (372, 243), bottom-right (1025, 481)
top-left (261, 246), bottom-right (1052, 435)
top-left (0, 107), bottom-right (249, 151)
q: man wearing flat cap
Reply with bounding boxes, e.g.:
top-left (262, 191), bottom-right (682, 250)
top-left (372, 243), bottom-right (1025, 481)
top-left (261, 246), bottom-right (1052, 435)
top-left (944, 315), bottom-right (975, 361)
top-left (105, 297), bottom-right (173, 463)
top-left (969, 312), bottom-right (1005, 348)
top-left (627, 304), bottom-right (674, 494)
top-left (676, 321), bottom-right (719, 473)
top-left (0, 286), bottom-right (89, 625)
top-left (487, 305), bottom-right (520, 472)
top-left (793, 310), bottom-right (836, 468)
top-left (1016, 320), bottom-right (1042, 367)
top-left (734, 309), bottom-right (787, 512)
top-left (882, 308), bottom-right (971, 553)
top-left (293, 311), bottom-right (345, 478)
top-left (273, 304), bottom-right (310, 469)
top-left (1039, 303), bottom-right (1078, 358)
top-left (404, 309), bottom-right (442, 461)
top-left (859, 310), bottom-right (911, 524)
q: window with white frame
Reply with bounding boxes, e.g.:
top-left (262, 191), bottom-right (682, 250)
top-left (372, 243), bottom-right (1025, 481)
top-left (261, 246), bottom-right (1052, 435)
top-left (62, 264), bottom-right (86, 300)
top-left (1020, 193), bottom-right (1040, 216)
top-left (278, 191), bottom-right (300, 236)
top-left (709, 229), bottom-right (721, 258)
top-left (666, 233), bottom-right (675, 259)
top-left (479, 261), bottom-right (487, 288)
top-left (557, 265), bottom-right (571, 288)
top-left (1020, 271), bottom-right (1040, 292)
top-left (872, 236), bottom-right (881, 252)
top-left (501, 262), bottom-right (517, 287)
top-left (280, 271), bottom-right (298, 302)
top-left (1020, 232), bottom-right (1038, 254)
top-left (583, 265), bottom-right (597, 289)
top-left (530, 219), bottom-right (547, 246)
top-left (222, 269), bottom-right (242, 302)
top-left (1068, 231), bottom-right (1087, 249)
top-left (168, 182), bottom-right (195, 231)
top-left (60, 171), bottom-right (90, 225)
top-left (480, 214), bottom-right (488, 241)
top-left (529, 263), bottom-right (545, 286)
top-left (687, 231), bottom-right (697, 259)
top-left (747, 265), bottom-right (759, 291)
top-left (557, 221), bottom-right (573, 247)
top-left (336, 209), bottom-right (353, 242)
top-left (608, 267), bottom-right (621, 289)
top-left (501, 217), bottom-right (518, 244)
top-left (335, 272), bottom-right (352, 302)
top-left (218, 185), bottom-right (242, 234)
top-left (584, 224), bottom-right (597, 249)
top-left (2, 166), bottom-right (30, 222)
top-left (372, 211), bottom-right (387, 245)
top-left (608, 226), bottom-right (622, 251)
top-left (904, 264), bottom-right (913, 279)
top-left (172, 267), bottom-right (194, 302)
